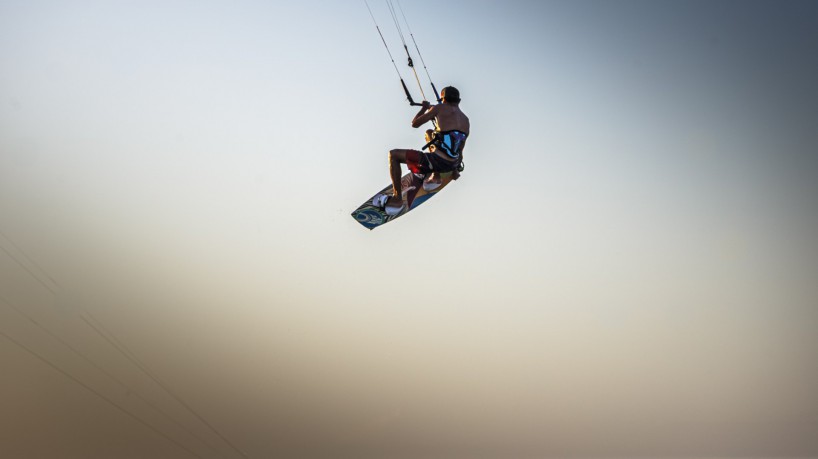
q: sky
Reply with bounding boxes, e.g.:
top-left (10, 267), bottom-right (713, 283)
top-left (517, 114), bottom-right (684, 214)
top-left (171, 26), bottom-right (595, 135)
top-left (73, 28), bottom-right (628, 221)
top-left (1, 0), bottom-right (818, 458)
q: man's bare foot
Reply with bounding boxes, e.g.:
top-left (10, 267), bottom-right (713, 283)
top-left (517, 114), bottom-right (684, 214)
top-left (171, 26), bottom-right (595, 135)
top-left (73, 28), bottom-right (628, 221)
top-left (383, 194), bottom-right (405, 216)
top-left (423, 173), bottom-right (442, 191)
top-left (386, 195), bottom-right (404, 208)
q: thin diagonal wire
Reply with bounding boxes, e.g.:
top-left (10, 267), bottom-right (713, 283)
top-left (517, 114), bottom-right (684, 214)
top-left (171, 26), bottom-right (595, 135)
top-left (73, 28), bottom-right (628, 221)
top-left (81, 313), bottom-right (249, 459)
top-left (0, 242), bottom-right (56, 296)
top-left (386, 0), bottom-right (406, 47)
top-left (386, 0), bottom-right (426, 100)
top-left (396, 0), bottom-right (438, 100)
top-left (0, 295), bottom-right (228, 458)
top-left (364, 0), bottom-right (403, 79)
top-left (0, 232), bottom-right (248, 458)
top-left (0, 230), bottom-right (62, 290)
top-left (0, 328), bottom-right (204, 459)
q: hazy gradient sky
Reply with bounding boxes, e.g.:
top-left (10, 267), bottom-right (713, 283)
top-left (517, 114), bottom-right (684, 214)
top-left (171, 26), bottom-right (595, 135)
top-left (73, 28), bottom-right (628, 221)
top-left (2, 1), bottom-right (818, 458)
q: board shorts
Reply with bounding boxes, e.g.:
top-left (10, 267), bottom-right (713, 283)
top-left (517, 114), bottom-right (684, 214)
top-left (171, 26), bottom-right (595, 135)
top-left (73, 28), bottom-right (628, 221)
top-left (405, 150), bottom-right (459, 176)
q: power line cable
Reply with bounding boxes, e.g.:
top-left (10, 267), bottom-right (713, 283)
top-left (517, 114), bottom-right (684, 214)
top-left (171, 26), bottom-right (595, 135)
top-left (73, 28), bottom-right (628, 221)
top-left (0, 294), bottom-right (229, 458)
top-left (0, 232), bottom-right (248, 458)
top-left (81, 313), bottom-right (249, 459)
top-left (0, 230), bottom-right (63, 291)
top-left (0, 238), bottom-right (57, 296)
top-left (0, 328), bottom-right (204, 459)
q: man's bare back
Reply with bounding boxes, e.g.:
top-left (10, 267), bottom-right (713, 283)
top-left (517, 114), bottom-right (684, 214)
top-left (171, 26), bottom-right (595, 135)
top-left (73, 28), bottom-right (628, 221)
top-left (382, 86), bottom-right (470, 212)
top-left (412, 92), bottom-right (469, 165)
top-left (416, 102), bottom-right (470, 132)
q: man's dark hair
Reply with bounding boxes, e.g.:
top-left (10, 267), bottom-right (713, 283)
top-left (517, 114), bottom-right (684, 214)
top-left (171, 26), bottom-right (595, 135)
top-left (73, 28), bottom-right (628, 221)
top-left (441, 86), bottom-right (460, 103)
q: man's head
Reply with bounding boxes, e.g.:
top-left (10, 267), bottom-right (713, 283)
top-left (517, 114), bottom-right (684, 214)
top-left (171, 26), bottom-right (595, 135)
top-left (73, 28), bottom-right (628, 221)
top-left (441, 86), bottom-right (461, 104)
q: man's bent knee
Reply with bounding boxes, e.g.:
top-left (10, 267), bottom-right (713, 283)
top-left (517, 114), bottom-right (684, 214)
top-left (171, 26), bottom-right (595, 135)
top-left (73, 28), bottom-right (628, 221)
top-left (389, 149), bottom-right (408, 163)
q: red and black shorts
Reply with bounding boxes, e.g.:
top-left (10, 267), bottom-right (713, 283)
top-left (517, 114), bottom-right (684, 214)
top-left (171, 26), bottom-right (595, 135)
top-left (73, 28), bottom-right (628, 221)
top-left (405, 150), bottom-right (459, 176)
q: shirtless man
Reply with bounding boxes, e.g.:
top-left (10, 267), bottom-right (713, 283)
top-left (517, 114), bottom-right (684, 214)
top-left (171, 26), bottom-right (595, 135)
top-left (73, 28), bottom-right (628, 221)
top-left (383, 86), bottom-right (470, 212)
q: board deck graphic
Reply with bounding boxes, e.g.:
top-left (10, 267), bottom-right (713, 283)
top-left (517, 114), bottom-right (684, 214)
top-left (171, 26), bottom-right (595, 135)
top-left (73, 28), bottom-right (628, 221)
top-left (351, 171), bottom-right (455, 230)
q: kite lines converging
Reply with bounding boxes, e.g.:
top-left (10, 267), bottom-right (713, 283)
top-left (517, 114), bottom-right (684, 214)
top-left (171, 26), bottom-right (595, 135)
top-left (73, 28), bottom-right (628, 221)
top-left (364, 0), bottom-right (441, 106)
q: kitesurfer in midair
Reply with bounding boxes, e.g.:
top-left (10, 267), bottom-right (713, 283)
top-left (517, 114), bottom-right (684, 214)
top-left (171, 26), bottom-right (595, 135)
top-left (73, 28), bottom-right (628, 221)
top-left (384, 86), bottom-right (470, 211)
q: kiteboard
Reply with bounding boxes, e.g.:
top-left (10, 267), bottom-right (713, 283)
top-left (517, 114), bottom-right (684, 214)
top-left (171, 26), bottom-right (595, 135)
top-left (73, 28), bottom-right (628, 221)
top-left (351, 171), bottom-right (455, 230)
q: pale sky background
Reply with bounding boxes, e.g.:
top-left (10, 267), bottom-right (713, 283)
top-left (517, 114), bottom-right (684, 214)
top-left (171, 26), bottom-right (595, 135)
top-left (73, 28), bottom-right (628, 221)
top-left (1, 1), bottom-right (818, 458)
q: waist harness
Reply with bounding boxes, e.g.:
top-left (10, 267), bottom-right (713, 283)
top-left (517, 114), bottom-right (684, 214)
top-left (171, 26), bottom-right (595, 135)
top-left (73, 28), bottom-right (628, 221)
top-left (422, 130), bottom-right (468, 172)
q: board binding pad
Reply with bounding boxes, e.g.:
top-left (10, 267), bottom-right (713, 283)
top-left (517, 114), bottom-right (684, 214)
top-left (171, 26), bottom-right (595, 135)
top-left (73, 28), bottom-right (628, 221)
top-left (351, 171), bottom-right (454, 230)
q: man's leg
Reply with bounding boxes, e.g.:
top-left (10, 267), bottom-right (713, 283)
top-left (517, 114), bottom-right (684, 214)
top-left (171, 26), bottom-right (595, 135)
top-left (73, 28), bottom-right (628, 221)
top-left (388, 149), bottom-right (409, 207)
